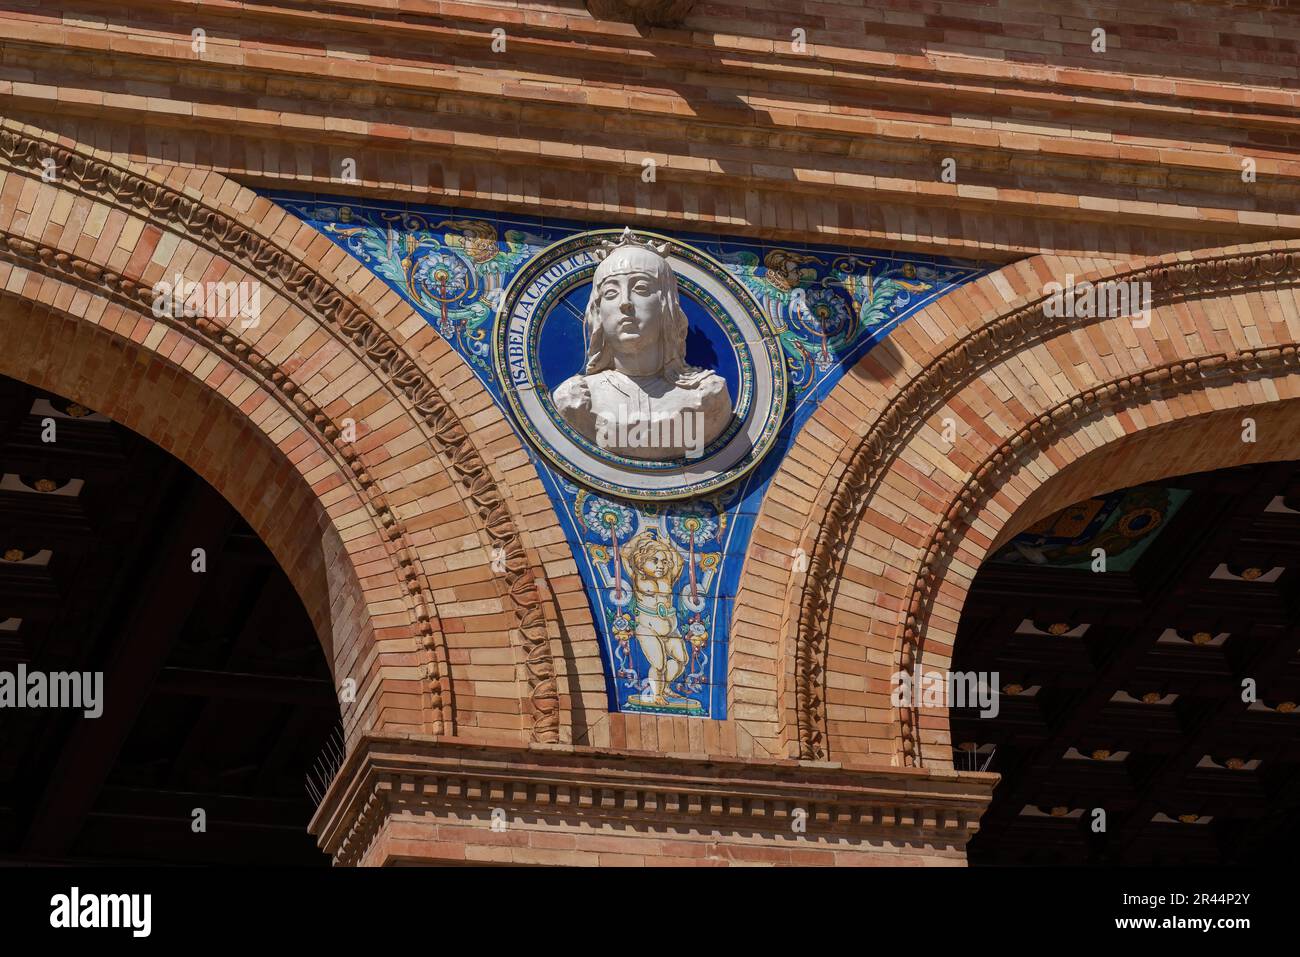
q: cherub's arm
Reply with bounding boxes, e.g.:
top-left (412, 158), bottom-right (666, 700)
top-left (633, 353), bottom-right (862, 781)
top-left (667, 549), bottom-right (685, 585)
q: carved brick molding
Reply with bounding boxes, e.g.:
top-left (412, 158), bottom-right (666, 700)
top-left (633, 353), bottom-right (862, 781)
top-left (796, 246), bottom-right (1300, 764)
top-left (585, 0), bottom-right (697, 27)
top-left (0, 123), bottom-right (560, 743)
top-left (895, 346), bottom-right (1300, 765)
top-left (311, 734), bottom-right (997, 866)
top-left (0, 227), bottom-right (451, 717)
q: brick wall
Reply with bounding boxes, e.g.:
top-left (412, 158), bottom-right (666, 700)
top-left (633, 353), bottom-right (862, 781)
top-left (0, 0), bottom-right (1295, 261)
top-left (3, 1), bottom-right (1299, 862)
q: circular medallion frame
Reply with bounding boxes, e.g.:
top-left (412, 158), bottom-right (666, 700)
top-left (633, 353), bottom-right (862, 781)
top-left (493, 229), bottom-right (787, 502)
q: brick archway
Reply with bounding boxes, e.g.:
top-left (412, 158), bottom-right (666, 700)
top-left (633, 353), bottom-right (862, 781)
top-left (0, 119), bottom-right (576, 749)
top-left (748, 242), bottom-right (1300, 767)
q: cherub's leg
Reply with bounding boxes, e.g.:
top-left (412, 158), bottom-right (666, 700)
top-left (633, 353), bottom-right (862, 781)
top-left (658, 637), bottom-right (691, 699)
top-left (637, 632), bottom-right (667, 703)
top-left (664, 637), bottom-right (688, 684)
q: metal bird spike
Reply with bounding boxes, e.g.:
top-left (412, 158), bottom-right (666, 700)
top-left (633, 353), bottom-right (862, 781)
top-left (980, 744), bottom-right (997, 773)
top-left (304, 722), bottom-right (347, 808)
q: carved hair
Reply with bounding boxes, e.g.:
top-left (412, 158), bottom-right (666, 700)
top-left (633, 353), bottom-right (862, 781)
top-left (583, 231), bottom-right (704, 385)
top-left (625, 531), bottom-right (684, 585)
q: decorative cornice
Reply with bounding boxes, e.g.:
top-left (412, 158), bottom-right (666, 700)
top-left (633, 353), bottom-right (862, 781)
top-left (7, 4), bottom-right (1298, 261)
top-left (17, 3), bottom-right (1298, 130)
top-left (312, 735), bottom-right (998, 866)
top-left (0, 125), bottom-right (561, 743)
top-left (796, 246), bottom-right (1300, 763)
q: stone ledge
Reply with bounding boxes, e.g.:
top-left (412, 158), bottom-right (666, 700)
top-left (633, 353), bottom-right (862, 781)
top-left (310, 734), bottom-right (998, 865)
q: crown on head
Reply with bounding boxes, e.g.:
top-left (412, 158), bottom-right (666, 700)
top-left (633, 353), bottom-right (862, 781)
top-left (591, 227), bottom-right (669, 262)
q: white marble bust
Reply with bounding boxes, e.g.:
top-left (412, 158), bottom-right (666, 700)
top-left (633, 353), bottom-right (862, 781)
top-left (552, 229), bottom-right (732, 461)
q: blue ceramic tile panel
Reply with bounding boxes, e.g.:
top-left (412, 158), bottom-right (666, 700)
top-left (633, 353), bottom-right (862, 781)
top-left (265, 191), bottom-right (991, 718)
top-left (992, 486), bottom-right (1191, 572)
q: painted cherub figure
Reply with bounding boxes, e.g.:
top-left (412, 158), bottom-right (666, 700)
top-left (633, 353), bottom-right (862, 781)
top-left (624, 530), bottom-right (690, 707)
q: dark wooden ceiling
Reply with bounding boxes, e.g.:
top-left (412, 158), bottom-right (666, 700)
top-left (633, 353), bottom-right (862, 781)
top-left (954, 460), bottom-right (1300, 865)
top-left (0, 374), bottom-right (339, 865)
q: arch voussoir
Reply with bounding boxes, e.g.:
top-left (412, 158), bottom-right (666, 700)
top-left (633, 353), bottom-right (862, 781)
top-left (0, 119), bottom-right (568, 748)
top-left (758, 242), bottom-right (1300, 767)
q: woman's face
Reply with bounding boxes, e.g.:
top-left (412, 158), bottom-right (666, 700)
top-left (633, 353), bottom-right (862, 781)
top-left (597, 270), bottom-right (663, 356)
